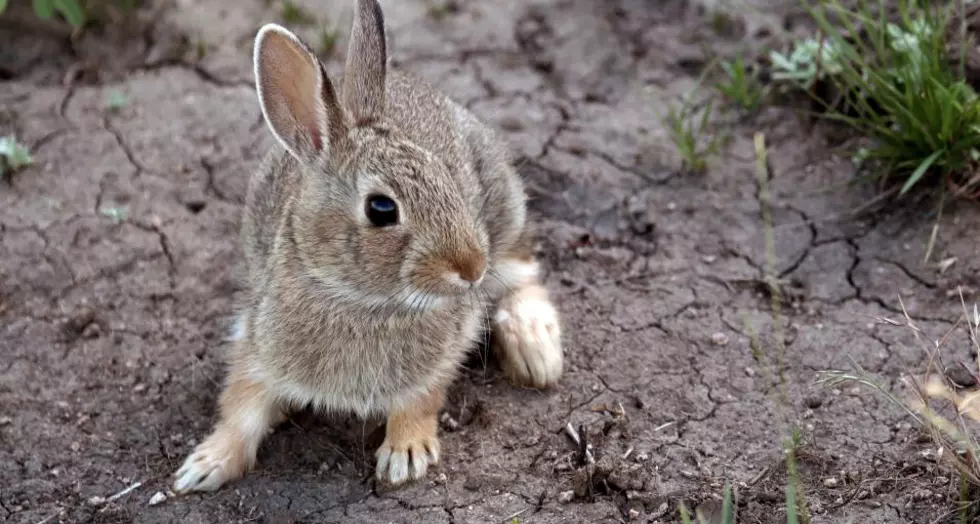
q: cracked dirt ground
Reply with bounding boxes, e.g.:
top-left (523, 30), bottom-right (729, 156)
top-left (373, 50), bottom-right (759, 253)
top-left (3, 0), bottom-right (980, 523)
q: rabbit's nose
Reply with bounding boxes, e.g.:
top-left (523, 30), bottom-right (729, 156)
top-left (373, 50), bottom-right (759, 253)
top-left (451, 252), bottom-right (486, 285)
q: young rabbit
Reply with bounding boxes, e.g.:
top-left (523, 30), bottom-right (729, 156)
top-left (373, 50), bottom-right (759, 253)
top-left (172, 0), bottom-right (563, 492)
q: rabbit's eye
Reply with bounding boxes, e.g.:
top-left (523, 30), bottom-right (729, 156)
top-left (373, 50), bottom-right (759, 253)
top-left (365, 194), bottom-right (399, 227)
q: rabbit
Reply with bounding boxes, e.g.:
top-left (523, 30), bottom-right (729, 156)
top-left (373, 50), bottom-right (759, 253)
top-left (171, 0), bottom-right (563, 493)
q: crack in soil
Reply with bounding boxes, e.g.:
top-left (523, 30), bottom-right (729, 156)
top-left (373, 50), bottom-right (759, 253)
top-left (102, 117), bottom-right (148, 177)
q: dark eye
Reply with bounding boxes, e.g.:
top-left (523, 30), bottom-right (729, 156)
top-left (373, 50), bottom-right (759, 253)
top-left (365, 194), bottom-right (399, 227)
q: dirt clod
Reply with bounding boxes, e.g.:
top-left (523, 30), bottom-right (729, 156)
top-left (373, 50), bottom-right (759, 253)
top-left (944, 363), bottom-right (978, 388)
top-left (710, 332), bottom-right (730, 346)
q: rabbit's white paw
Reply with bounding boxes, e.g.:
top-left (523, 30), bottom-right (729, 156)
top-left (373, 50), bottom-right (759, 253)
top-left (493, 284), bottom-right (563, 388)
top-left (375, 433), bottom-right (441, 485)
top-left (173, 430), bottom-right (248, 493)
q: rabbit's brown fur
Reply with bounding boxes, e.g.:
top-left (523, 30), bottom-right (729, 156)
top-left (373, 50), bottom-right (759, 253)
top-left (173, 0), bottom-right (563, 492)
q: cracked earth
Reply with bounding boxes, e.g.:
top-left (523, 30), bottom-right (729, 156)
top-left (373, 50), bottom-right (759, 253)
top-left (3, 0), bottom-right (980, 523)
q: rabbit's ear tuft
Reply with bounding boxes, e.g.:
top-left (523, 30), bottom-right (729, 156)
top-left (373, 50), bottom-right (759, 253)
top-left (342, 0), bottom-right (387, 125)
top-left (254, 24), bottom-right (347, 160)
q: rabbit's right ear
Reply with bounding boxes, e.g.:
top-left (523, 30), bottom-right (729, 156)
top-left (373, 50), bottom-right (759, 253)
top-left (254, 24), bottom-right (348, 161)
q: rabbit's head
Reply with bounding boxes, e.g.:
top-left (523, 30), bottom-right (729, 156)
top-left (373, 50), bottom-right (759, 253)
top-left (253, 0), bottom-right (488, 311)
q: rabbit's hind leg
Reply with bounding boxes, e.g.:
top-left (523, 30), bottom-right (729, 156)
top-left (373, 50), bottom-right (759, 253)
top-left (489, 259), bottom-right (563, 389)
top-left (173, 358), bottom-right (285, 493)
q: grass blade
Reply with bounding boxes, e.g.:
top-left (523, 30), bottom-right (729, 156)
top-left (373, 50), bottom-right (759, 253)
top-left (900, 149), bottom-right (943, 195)
top-left (721, 483), bottom-right (734, 524)
top-left (53, 0), bottom-right (85, 26)
top-left (679, 504), bottom-right (694, 524)
top-left (786, 482), bottom-right (799, 524)
top-left (33, 0), bottom-right (54, 19)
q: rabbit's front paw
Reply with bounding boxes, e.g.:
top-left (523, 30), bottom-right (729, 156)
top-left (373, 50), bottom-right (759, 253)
top-left (375, 431), bottom-right (441, 485)
top-left (493, 284), bottom-right (563, 388)
top-left (173, 429), bottom-right (248, 493)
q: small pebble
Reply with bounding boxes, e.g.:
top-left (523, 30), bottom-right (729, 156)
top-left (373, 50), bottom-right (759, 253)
top-left (0, 416), bottom-right (11, 426)
top-left (823, 477), bottom-right (839, 488)
top-left (627, 508), bottom-right (640, 519)
top-left (81, 323), bottom-right (102, 338)
top-left (87, 496), bottom-right (106, 506)
top-left (558, 490), bottom-right (575, 503)
top-left (944, 364), bottom-right (977, 388)
top-left (148, 491), bottom-right (167, 506)
top-left (435, 473), bottom-right (448, 484)
top-left (710, 332), bottom-right (729, 346)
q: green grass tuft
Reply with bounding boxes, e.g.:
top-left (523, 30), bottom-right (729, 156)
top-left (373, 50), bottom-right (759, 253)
top-left (776, 0), bottom-right (980, 197)
top-left (280, 0), bottom-right (315, 26)
top-left (1, 1), bottom-right (140, 28)
top-left (105, 90), bottom-right (128, 112)
top-left (427, 1), bottom-right (458, 21)
top-left (319, 27), bottom-right (339, 56)
top-left (0, 136), bottom-right (33, 178)
top-left (715, 55), bottom-right (765, 112)
top-left (664, 97), bottom-right (724, 174)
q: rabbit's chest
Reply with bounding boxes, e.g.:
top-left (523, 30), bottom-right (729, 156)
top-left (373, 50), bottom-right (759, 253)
top-left (261, 302), bottom-right (482, 416)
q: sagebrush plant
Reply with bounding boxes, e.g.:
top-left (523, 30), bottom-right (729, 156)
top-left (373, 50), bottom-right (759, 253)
top-left (777, 0), bottom-right (980, 196)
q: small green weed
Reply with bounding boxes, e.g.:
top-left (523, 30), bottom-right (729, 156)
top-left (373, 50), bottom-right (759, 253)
top-left (194, 40), bottom-right (208, 60)
top-left (31, 0), bottom-right (86, 26)
top-left (0, 135), bottom-right (33, 178)
top-left (715, 55), bottom-right (765, 112)
top-left (105, 90), bottom-right (128, 112)
top-left (427, 1), bottom-right (458, 21)
top-left (0, 0), bottom-right (140, 28)
top-left (664, 97), bottom-right (723, 174)
top-left (319, 27), bottom-right (338, 56)
top-left (709, 10), bottom-right (736, 35)
top-left (678, 484), bottom-right (736, 524)
top-left (280, 0), bottom-right (315, 26)
top-left (99, 205), bottom-right (128, 223)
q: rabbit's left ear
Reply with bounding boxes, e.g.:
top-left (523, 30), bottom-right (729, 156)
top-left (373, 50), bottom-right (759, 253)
top-left (254, 23), bottom-right (349, 162)
top-left (342, 0), bottom-right (388, 125)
